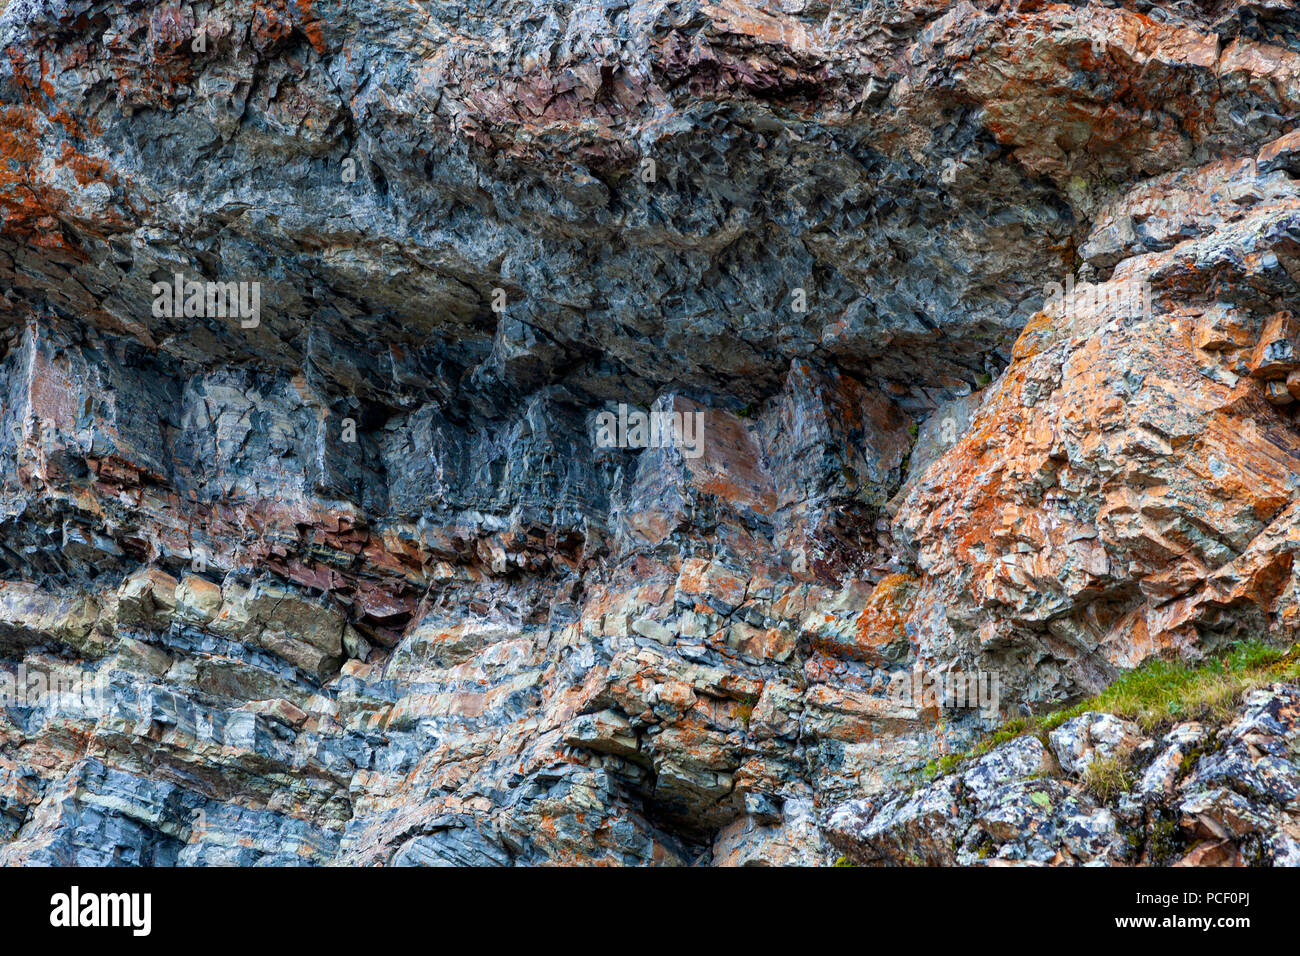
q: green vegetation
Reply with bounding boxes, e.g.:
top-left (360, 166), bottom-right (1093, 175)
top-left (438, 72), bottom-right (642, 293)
top-left (1082, 754), bottom-right (1131, 802)
top-left (734, 693), bottom-right (759, 729)
top-left (833, 855), bottom-right (856, 867)
top-left (923, 640), bottom-right (1300, 780)
top-left (1146, 815), bottom-right (1184, 865)
top-left (975, 372), bottom-right (993, 388)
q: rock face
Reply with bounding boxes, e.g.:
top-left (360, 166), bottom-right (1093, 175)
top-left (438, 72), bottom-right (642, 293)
top-left (826, 684), bottom-right (1300, 866)
top-left (1, 0), bottom-right (1299, 864)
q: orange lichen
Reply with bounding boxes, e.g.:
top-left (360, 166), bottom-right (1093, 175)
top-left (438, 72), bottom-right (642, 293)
top-left (852, 572), bottom-right (916, 655)
top-left (1011, 310), bottom-right (1060, 363)
top-left (0, 107), bottom-right (75, 252)
top-left (290, 0), bottom-right (328, 56)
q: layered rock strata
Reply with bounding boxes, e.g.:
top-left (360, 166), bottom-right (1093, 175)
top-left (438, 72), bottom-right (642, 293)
top-left (1, 0), bottom-right (1299, 864)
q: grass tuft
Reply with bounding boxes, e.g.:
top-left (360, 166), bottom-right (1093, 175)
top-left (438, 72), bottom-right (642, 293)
top-left (1082, 754), bottom-right (1131, 802)
top-left (734, 693), bottom-right (759, 729)
top-left (922, 639), bottom-right (1300, 781)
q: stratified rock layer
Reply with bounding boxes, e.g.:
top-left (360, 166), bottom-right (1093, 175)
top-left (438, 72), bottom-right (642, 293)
top-left (1, 0), bottom-right (1299, 864)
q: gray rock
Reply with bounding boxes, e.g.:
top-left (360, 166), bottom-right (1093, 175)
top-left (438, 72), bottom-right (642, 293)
top-left (1048, 712), bottom-right (1145, 777)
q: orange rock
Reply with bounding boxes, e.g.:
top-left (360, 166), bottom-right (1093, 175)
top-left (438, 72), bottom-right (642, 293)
top-left (895, 246), bottom-right (1300, 704)
top-left (1248, 312), bottom-right (1300, 380)
top-left (1173, 841), bottom-right (1244, 867)
top-left (1264, 379), bottom-right (1294, 405)
top-left (1287, 369), bottom-right (1300, 401)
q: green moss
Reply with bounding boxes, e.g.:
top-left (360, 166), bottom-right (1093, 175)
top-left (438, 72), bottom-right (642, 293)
top-left (1147, 816), bottom-right (1184, 866)
top-left (923, 752), bottom-right (964, 779)
top-left (1177, 729), bottom-right (1220, 780)
top-left (922, 717), bottom-right (1033, 780)
top-left (833, 855), bottom-right (856, 867)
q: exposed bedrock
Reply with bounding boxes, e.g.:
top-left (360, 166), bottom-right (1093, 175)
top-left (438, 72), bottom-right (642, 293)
top-left (1, 0), bottom-right (1300, 864)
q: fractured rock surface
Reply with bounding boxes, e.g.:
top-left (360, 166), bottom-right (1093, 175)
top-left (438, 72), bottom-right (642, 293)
top-left (1, 0), bottom-right (1300, 864)
top-left (826, 684), bottom-right (1300, 866)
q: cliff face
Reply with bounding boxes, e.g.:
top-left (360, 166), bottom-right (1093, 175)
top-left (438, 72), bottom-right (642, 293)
top-left (1, 0), bottom-right (1299, 865)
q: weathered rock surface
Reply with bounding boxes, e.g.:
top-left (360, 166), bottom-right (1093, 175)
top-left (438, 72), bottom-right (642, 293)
top-left (827, 684), bottom-right (1300, 866)
top-left (1, 0), bottom-right (1300, 864)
